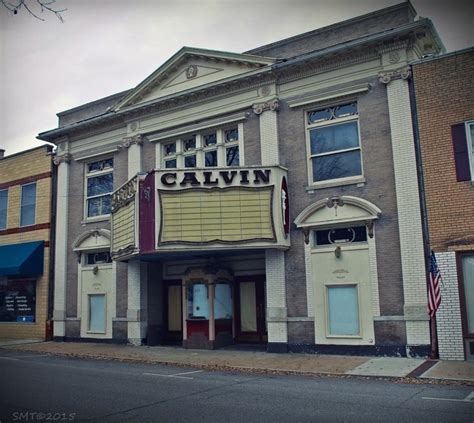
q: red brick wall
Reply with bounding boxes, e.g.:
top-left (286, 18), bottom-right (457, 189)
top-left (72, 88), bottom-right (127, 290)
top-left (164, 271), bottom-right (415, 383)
top-left (413, 50), bottom-right (474, 251)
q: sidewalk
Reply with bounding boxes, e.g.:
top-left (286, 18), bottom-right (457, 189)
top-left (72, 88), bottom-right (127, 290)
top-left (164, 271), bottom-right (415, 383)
top-left (2, 341), bottom-right (474, 384)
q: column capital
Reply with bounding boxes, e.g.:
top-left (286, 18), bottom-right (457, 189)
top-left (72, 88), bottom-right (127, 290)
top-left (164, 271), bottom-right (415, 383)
top-left (252, 98), bottom-right (279, 115)
top-left (53, 153), bottom-right (72, 166)
top-left (378, 66), bottom-right (411, 85)
top-left (119, 134), bottom-right (146, 149)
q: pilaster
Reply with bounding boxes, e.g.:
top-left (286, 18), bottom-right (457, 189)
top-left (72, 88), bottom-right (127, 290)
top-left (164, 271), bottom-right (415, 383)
top-left (253, 98), bottom-right (280, 165)
top-left (52, 153), bottom-right (71, 338)
top-left (265, 249), bottom-right (288, 349)
top-left (381, 68), bottom-right (430, 349)
top-left (127, 259), bottom-right (147, 345)
top-left (120, 134), bottom-right (144, 179)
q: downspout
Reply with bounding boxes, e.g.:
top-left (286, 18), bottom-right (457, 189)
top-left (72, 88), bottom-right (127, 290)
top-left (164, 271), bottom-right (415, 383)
top-left (408, 66), bottom-right (438, 359)
top-left (47, 149), bottom-right (58, 340)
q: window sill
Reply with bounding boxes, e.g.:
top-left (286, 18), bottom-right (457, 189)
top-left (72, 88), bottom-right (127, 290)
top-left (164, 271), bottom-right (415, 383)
top-left (81, 216), bottom-right (110, 225)
top-left (305, 176), bottom-right (366, 192)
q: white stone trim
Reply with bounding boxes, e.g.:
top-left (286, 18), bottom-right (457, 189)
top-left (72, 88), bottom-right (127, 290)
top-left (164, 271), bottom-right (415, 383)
top-left (147, 112), bottom-right (248, 142)
top-left (53, 158), bottom-right (70, 337)
top-left (368, 231), bottom-right (381, 317)
top-left (128, 143), bottom-right (142, 179)
top-left (127, 260), bottom-right (146, 345)
top-left (287, 83), bottom-right (371, 108)
top-left (435, 252), bottom-right (465, 360)
top-left (304, 242), bottom-right (314, 318)
top-left (386, 77), bottom-right (430, 346)
top-left (258, 102), bottom-right (279, 166)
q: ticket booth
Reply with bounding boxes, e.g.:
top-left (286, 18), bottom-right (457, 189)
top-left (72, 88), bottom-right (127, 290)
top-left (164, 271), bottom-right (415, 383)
top-left (182, 267), bottom-right (234, 349)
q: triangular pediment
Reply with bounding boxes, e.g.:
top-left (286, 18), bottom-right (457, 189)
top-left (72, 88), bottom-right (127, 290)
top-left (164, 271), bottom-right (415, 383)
top-left (113, 47), bottom-right (275, 110)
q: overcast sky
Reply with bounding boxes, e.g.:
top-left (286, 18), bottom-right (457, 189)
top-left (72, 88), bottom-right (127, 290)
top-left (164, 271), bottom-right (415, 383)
top-left (0, 0), bottom-right (472, 155)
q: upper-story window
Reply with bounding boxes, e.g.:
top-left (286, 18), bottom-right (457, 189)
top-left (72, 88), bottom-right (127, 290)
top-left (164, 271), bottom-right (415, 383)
top-left (20, 183), bottom-right (36, 226)
top-left (307, 102), bottom-right (362, 184)
top-left (467, 121), bottom-right (474, 180)
top-left (452, 120), bottom-right (474, 182)
top-left (85, 158), bottom-right (113, 218)
top-left (0, 189), bottom-right (7, 229)
top-left (161, 126), bottom-right (241, 169)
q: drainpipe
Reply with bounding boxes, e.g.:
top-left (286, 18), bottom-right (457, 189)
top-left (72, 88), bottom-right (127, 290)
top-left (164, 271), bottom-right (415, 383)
top-left (47, 147), bottom-right (58, 340)
top-left (408, 66), bottom-right (438, 359)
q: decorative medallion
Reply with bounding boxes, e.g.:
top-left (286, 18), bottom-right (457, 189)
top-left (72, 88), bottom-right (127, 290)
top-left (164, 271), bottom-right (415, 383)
top-left (186, 65), bottom-right (198, 79)
top-left (259, 85), bottom-right (272, 97)
top-left (53, 153), bottom-right (72, 166)
top-left (388, 51), bottom-right (400, 65)
top-left (378, 67), bottom-right (411, 85)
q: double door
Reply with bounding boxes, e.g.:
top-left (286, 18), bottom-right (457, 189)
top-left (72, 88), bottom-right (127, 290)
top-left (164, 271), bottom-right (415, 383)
top-left (164, 277), bottom-right (267, 344)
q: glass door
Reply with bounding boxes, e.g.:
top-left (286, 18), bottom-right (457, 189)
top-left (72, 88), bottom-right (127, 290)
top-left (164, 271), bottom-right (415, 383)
top-left (461, 254), bottom-right (474, 361)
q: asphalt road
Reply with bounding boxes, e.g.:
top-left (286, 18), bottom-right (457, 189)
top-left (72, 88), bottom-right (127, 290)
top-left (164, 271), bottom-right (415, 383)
top-left (0, 349), bottom-right (473, 423)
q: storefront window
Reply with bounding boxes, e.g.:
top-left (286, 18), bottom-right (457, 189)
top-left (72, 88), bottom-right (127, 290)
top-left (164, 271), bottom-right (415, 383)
top-left (187, 283), bottom-right (209, 319)
top-left (214, 282), bottom-right (232, 319)
top-left (0, 278), bottom-right (36, 322)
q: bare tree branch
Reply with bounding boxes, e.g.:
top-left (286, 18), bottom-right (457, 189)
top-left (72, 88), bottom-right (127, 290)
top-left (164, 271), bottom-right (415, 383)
top-left (1, 0), bottom-right (66, 22)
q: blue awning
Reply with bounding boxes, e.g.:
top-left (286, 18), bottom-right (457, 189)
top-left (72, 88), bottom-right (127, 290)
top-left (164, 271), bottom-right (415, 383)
top-left (0, 241), bottom-right (44, 277)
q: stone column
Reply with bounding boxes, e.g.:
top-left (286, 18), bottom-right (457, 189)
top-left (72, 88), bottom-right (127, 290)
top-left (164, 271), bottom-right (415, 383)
top-left (253, 99), bottom-right (280, 165)
top-left (253, 98), bottom-right (288, 351)
top-left (52, 153), bottom-right (71, 339)
top-left (380, 67), bottom-right (430, 354)
top-left (120, 134), bottom-right (144, 179)
top-left (127, 259), bottom-right (147, 345)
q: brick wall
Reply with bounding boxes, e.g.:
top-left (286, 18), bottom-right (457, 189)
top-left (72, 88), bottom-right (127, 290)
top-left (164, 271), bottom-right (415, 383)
top-left (278, 77), bottom-right (405, 330)
top-left (0, 146), bottom-right (53, 340)
top-left (413, 50), bottom-right (474, 251)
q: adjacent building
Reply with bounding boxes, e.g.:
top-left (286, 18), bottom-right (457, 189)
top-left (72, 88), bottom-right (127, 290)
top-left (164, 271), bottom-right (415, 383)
top-left (412, 48), bottom-right (474, 361)
top-left (0, 145), bottom-right (55, 341)
top-left (38, 2), bottom-right (444, 356)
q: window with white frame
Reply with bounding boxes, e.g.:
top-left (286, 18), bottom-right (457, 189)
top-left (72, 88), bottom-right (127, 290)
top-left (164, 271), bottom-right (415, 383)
top-left (161, 126), bottom-right (241, 169)
top-left (467, 121), bottom-right (474, 180)
top-left (307, 102), bottom-right (362, 184)
top-left (20, 183), bottom-right (36, 226)
top-left (85, 158), bottom-right (113, 218)
top-left (0, 189), bottom-right (7, 229)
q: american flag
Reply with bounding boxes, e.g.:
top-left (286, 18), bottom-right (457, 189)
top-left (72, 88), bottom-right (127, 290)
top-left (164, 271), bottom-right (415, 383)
top-left (428, 251), bottom-right (442, 318)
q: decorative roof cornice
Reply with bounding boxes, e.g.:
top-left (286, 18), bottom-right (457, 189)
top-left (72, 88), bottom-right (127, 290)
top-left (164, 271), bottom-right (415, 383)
top-left (38, 20), bottom-right (442, 144)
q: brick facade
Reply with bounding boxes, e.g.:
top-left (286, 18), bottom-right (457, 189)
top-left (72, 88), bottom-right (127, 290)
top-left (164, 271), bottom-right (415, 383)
top-left (0, 146), bottom-right (53, 340)
top-left (413, 49), bottom-right (474, 360)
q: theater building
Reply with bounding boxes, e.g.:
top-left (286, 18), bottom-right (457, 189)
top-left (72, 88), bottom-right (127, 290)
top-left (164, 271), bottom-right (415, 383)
top-left (38, 2), bottom-right (444, 355)
top-left (0, 145), bottom-right (54, 341)
top-left (412, 48), bottom-right (474, 360)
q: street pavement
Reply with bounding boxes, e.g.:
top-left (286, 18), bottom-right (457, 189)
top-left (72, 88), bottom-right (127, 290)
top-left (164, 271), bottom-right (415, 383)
top-left (2, 341), bottom-right (474, 382)
top-left (0, 349), bottom-right (473, 423)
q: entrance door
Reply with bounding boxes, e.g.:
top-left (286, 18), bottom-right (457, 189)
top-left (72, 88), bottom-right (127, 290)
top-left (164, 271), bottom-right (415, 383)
top-left (165, 282), bottom-right (182, 343)
top-left (235, 277), bottom-right (267, 343)
top-left (311, 230), bottom-right (375, 346)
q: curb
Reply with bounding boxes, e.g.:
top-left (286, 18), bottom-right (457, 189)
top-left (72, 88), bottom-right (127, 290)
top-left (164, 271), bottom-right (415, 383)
top-left (4, 346), bottom-right (473, 386)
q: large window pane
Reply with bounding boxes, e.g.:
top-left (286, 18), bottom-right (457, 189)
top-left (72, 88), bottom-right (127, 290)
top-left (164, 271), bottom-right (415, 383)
top-left (0, 190), bottom-right (7, 229)
top-left (312, 150), bottom-right (361, 182)
top-left (184, 155), bottom-right (196, 168)
top-left (187, 283), bottom-right (209, 319)
top-left (226, 146), bottom-right (239, 166)
top-left (87, 174), bottom-right (113, 197)
top-left (20, 183), bottom-right (36, 226)
top-left (462, 255), bottom-right (474, 334)
top-left (310, 121), bottom-right (359, 155)
top-left (214, 283), bottom-right (232, 319)
top-left (327, 285), bottom-right (359, 336)
top-left (205, 150), bottom-right (218, 167)
top-left (89, 294), bottom-right (106, 332)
